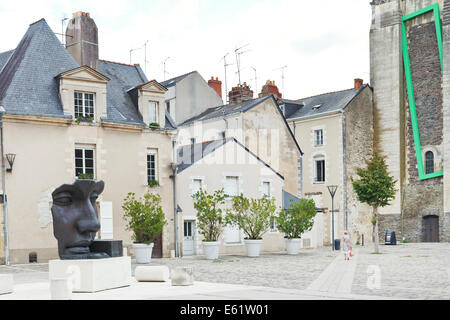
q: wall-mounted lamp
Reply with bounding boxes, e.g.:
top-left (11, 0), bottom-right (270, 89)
top-left (6, 153), bottom-right (16, 172)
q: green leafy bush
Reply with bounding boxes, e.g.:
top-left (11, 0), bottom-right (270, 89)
top-left (148, 179), bottom-right (160, 188)
top-left (192, 189), bottom-right (226, 242)
top-left (122, 192), bottom-right (167, 244)
top-left (226, 194), bottom-right (277, 240)
top-left (78, 173), bottom-right (94, 180)
top-left (149, 122), bottom-right (160, 128)
top-left (276, 198), bottom-right (316, 239)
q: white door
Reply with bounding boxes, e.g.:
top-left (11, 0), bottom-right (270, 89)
top-left (99, 201), bottom-right (113, 240)
top-left (183, 221), bottom-right (195, 256)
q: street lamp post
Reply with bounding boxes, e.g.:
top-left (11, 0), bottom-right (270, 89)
top-left (327, 185), bottom-right (338, 251)
top-left (0, 106), bottom-right (9, 265)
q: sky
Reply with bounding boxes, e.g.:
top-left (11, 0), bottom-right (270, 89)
top-left (0, 0), bottom-right (372, 100)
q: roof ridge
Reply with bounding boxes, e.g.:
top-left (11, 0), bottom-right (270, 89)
top-left (161, 70), bottom-right (197, 83)
top-left (296, 87), bottom-right (356, 102)
top-left (29, 18), bottom-right (45, 26)
top-left (99, 59), bottom-right (139, 67)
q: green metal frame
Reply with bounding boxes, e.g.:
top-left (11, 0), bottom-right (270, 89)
top-left (402, 3), bottom-right (443, 180)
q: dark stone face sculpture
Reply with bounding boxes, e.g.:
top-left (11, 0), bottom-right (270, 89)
top-left (51, 180), bottom-right (109, 260)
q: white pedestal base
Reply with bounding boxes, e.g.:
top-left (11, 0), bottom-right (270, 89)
top-left (49, 256), bottom-right (131, 293)
top-left (0, 274), bottom-right (13, 295)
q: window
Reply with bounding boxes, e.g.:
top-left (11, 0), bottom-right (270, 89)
top-left (314, 129), bottom-right (323, 146)
top-left (270, 216), bottom-right (278, 232)
top-left (262, 181), bottom-right (271, 198)
top-left (192, 179), bottom-right (203, 195)
top-left (148, 101), bottom-right (158, 124)
top-left (75, 147), bottom-right (95, 179)
top-left (425, 151), bottom-right (434, 174)
top-left (314, 158), bottom-right (325, 183)
top-left (74, 92), bottom-right (94, 118)
top-left (166, 101), bottom-right (171, 115)
top-left (225, 176), bottom-right (239, 197)
top-left (147, 150), bottom-right (158, 182)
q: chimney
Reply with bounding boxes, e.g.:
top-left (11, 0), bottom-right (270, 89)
top-left (258, 80), bottom-right (282, 99)
top-left (66, 11), bottom-right (99, 70)
top-left (208, 76), bottom-right (222, 98)
top-left (354, 78), bottom-right (363, 91)
top-left (228, 83), bottom-right (253, 104)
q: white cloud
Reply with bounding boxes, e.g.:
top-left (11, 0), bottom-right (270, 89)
top-left (0, 0), bottom-right (371, 99)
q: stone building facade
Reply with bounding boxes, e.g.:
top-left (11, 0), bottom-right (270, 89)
top-left (371, 0), bottom-right (450, 242)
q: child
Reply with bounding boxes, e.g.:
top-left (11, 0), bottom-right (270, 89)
top-left (342, 231), bottom-right (352, 260)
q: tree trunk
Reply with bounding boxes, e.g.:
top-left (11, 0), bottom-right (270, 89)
top-left (373, 206), bottom-right (379, 253)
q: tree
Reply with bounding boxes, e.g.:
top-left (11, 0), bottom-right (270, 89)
top-left (276, 198), bottom-right (317, 239)
top-left (122, 192), bottom-right (167, 244)
top-left (351, 154), bottom-right (397, 253)
top-left (192, 189), bottom-right (226, 242)
top-left (225, 194), bottom-right (277, 240)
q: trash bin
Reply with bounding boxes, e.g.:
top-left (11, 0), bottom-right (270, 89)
top-left (334, 239), bottom-right (341, 250)
top-left (385, 230), bottom-right (397, 245)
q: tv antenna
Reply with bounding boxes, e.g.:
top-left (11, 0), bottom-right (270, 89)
top-left (235, 43), bottom-right (251, 86)
top-left (220, 53), bottom-right (234, 104)
top-left (143, 40), bottom-right (149, 75)
top-left (251, 67), bottom-right (257, 94)
top-left (273, 65), bottom-right (287, 95)
top-left (129, 47), bottom-right (142, 64)
top-left (162, 57), bottom-right (170, 81)
top-left (61, 17), bottom-right (69, 46)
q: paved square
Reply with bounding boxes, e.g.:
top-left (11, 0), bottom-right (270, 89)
top-left (0, 243), bottom-right (449, 299)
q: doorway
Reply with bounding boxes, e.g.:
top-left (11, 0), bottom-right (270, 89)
top-left (422, 215), bottom-right (439, 242)
top-left (183, 220), bottom-right (195, 256)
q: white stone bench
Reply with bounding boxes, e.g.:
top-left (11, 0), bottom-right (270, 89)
top-left (0, 274), bottom-right (13, 295)
top-left (171, 267), bottom-right (194, 286)
top-left (134, 266), bottom-right (170, 282)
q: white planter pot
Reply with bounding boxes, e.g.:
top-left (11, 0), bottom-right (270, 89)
top-left (133, 243), bottom-right (154, 264)
top-left (202, 241), bottom-right (220, 260)
top-left (285, 238), bottom-right (302, 255)
top-left (244, 239), bottom-right (263, 257)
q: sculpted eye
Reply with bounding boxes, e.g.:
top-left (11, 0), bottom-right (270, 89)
top-left (54, 196), bottom-right (73, 206)
top-left (90, 193), bottom-right (98, 201)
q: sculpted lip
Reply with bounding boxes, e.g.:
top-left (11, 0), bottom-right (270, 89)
top-left (66, 240), bottom-right (92, 254)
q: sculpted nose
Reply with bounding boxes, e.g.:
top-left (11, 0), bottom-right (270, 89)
top-left (76, 200), bottom-right (100, 234)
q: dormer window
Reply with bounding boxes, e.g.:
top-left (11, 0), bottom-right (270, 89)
top-left (74, 92), bottom-right (95, 119)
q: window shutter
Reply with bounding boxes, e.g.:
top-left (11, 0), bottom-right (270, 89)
top-left (99, 202), bottom-right (113, 240)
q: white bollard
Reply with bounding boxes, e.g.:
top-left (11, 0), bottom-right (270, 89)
top-left (50, 278), bottom-right (72, 300)
top-left (135, 266), bottom-right (170, 282)
top-left (171, 267), bottom-right (194, 286)
top-left (0, 274), bottom-right (13, 295)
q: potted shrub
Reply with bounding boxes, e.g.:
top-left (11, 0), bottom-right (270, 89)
top-left (122, 192), bottom-right (167, 263)
top-left (226, 194), bottom-right (277, 257)
top-left (276, 198), bottom-right (316, 255)
top-left (148, 179), bottom-right (160, 188)
top-left (192, 189), bottom-right (226, 260)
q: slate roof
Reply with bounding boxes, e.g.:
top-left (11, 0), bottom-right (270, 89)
top-left (0, 50), bottom-right (13, 70)
top-left (284, 85), bottom-right (368, 120)
top-left (160, 71), bottom-right (197, 88)
top-left (0, 19), bottom-right (176, 130)
top-left (0, 19), bottom-right (79, 117)
top-left (179, 95), bottom-right (273, 126)
top-left (177, 137), bottom-right (284, 179)
top-left (282, 190), bottom-right (300, 210)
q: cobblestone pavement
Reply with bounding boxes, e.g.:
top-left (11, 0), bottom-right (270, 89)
top-left (351, 243), bottom-right (450, 300)
top-left (147, 247), bottom-right (339, 290)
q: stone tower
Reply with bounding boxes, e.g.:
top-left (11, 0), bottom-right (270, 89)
top-left (65, 11), bottom-right (99, 70)
top-left (370, 0), bottom-right (450, 242)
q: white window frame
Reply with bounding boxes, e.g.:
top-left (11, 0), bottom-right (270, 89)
top-left (74, 91), bottom-right (95, 119)
top-left (314, 129), bottom-right (324, 147)
top-left (224, 176), bottom-right (239, 198)
top-left (147, 149), bottom-right (158, 183)
top-left (75, 146), bottom-right (96, 179)
top-left (262, 181), bottom-right (271, 198)
top-left (314, 157), bottom-right (326, 184)
top-left (192, 178), bottom-right (203, 195)
top-left (148, 101), bottom-right (158, 124)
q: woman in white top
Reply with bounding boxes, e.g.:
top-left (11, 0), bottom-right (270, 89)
top-left (342, 231), bottom-right (352, 260)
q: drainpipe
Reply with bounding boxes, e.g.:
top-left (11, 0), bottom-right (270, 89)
top-left (171, 129), bottom-right (180, 257)
top-left (0, 107), bottom-right (9, 265)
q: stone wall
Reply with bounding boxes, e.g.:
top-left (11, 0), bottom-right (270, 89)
top-left (344, 86), bottom-right (375, 243)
